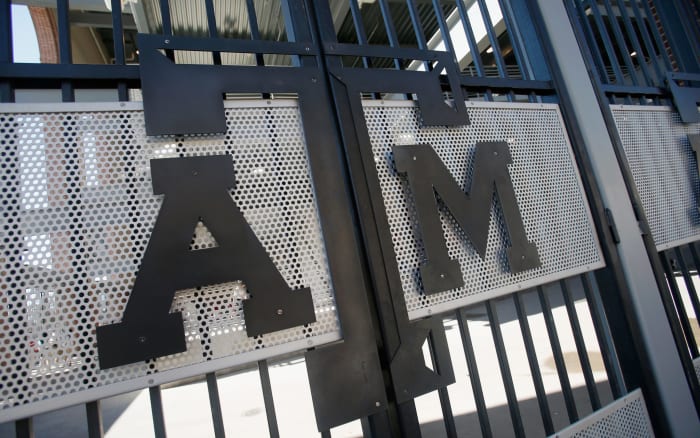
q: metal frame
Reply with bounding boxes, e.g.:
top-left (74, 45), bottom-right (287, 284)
top-left (531, 0), bottom-right (700, 435)
top-left (2, 0), bottom-right (696, 435)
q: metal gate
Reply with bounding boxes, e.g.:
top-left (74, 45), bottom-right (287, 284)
top-left (0, 0), bottom-right (698, 437)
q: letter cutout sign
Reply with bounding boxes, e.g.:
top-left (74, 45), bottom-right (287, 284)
top-left (96, 155), bottom-right (316, 369)
top-left (393, 142), bottom-right (541, 294)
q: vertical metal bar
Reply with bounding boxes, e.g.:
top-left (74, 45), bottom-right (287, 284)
top-left (14, 419), bottom-right (33, 438)
top-left (347, 0), bottom-right (377, 73)
top-left (149, 386), bottom-right (167, 438)
top-left (86, 401), bottom-right (104, 438)
top-left (377, 0), bottom-right (402, 70)
top-left (159, 0), bottom-right (173, 35)
top-left (674, 247), bottom-right (700, 350)
top-left (560, 280), bottom-right (602, 410)
top-left (57, 0), bottom-right (72, 63)
top-left (348, 0), bottom-right (369, 45)
top-left (496, 0), bottom-right (527, 79)
top-left (486, 300), bottom-right (526, 438)
top-left (360, 417), bottom-right (372, 437)
top-left (245, 0), bottom-right (266, 67)
top-left (428, 330), bottom-right (457, 438)
top-left (0, 0), bottom-right (13, 103)
top-left (629, 0), bottom-right (665, 84)
top-left (111, 0), bottom-right (126, 64)
top-left (110, 0), bottom-right (128, 101)
top-left (537, 286), bottom-right (578, 423)
top-left (614, 0), bottom-right (653, 87)
top-left (57, 0), bottom-right (74, 102)
top-left (406, 0), bottom-right (430, 71)
top-left (396, 400), bottom-right (422, 438)
top-left (581, 273), bottom-right (627, 398)
top-left (206, 373), bottom-right (226, 438)
top-left (571, 0), bottom-right (610, 85)
top-left (639, 0), bottom-right (674, 71)
top-left (431, 0), bottom-right (458, 64)
top-left (320, 431), bottom-right (331, 438)
top-left (435, 387), bottom-right (457, 438)
top-left (455, 0), bottom-right (485, 77)
top-left (688, 241), bottom-right (700, 287)
top-left (660, 252), bottom-right (700, 357)
top-left (366, 410), bottom-right (396, 437)
top-left (457, 308), bottom-right (493, 438)
top-left (406, 0), bottom-right (428, 50)
top-left (475, 0), bottom-right (508, 78)
top-left (258, 360), bottom-right (281, 438)
top-left (600, 0), bottom-right (640, 87)
top-left (651, 0), bottom-right (700, 72)
top-left (514, 292), bottom-right (555, 435)
top-left (0, 0), bottom-right (10, 62)
top-left (205, 0), bottom-right (222, 65)
top-left (586, 0), bottom-right (625, 85)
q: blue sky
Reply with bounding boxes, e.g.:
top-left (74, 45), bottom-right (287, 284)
top-left (12, 4), bottom-right (40, 63)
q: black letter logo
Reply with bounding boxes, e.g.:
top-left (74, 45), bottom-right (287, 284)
top-left (96, 155), bottom-right (316, 369)
top-left (393, 142), bottom-right (540, 294)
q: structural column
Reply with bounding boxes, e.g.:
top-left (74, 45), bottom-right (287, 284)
top-left (530, 0), bottom-right (700, 436)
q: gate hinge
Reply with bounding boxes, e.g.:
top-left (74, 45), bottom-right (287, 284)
top-left (605, 208), bottom-right (620, 244)
top-left (630, 201), bottom-right (651, 236)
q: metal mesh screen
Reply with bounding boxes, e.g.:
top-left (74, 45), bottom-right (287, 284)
top-left (611, 106), bottom-right (700, 250)
top-left (553, 390), bottom-right (654, 438)
top-left (363, 101), bottom-right (603, 318)
top-left (0, 100), bottom-right (339, 420)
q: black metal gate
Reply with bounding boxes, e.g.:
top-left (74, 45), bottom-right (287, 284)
top-left (1, 0), bottom-right (699, 437)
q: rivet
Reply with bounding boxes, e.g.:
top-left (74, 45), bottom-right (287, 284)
top-left (192, 170), bottom-right (198, 176)
top-left (440, 273), bottom-right (445, 278)
top-left (413, 156), bottom-right (417, 160)
top-left (311, 77), bottom-right (318, 83)
top-left (277, 309), bottom-right (284, 315)
top-left (521, 255), bottom-right (525, 260)
top-left (138, 336), bottom-right (147, 344)
top-left (305, 46), bottom-right (310, 52)
top-left (493, 151), bottom-right (498, 156)
top-left (164, 39), bottom-right (170, 44)
top-left (375, 401), bottom-right (381, 407)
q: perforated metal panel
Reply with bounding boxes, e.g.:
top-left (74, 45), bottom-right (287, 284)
top-left (363, 101), bottom-right (603, 318)
top-left (551, 390), bottom-right (654, 438)
top-left (611, 105), bottom-right (700, 250)
top-left (0, 100), bottom-right (340, 421)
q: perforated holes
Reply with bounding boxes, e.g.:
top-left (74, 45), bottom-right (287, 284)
top-left (363, 102), bottom-right (601, 317)
top-left (0, 101), bottom-right (338, 413)
top-left (611, 107), bottom-right (700, 249)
